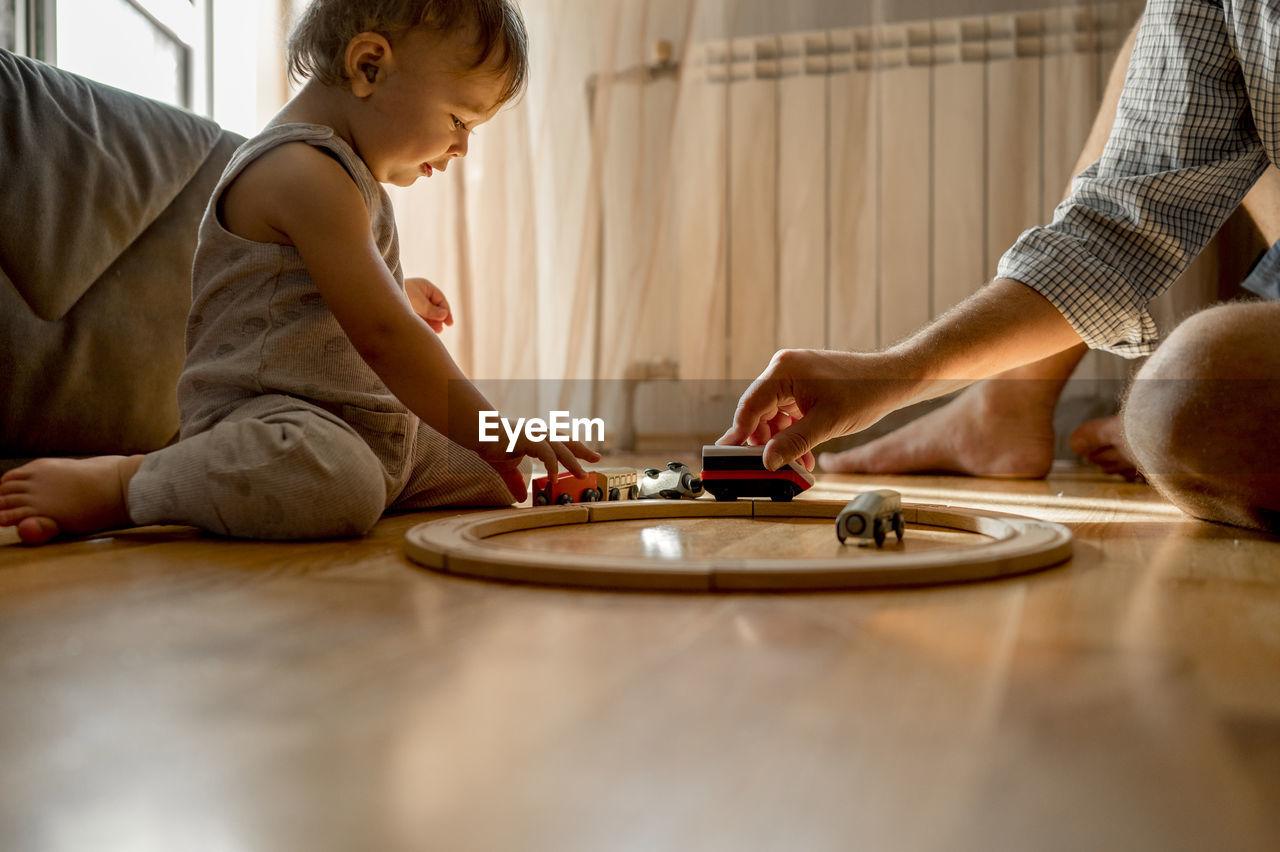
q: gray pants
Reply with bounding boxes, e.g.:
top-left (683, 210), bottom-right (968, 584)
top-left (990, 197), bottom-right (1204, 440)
top-left (127, 395), bottom-right (514, 539)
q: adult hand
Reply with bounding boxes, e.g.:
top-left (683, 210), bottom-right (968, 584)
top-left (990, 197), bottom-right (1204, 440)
top-left (717, 349), bottom-right (920, 472)
top-left (405, 276), bottom-right (454, 333)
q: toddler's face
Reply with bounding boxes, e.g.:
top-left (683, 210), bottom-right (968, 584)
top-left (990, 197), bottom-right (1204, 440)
top-left (354, 28), bottom-right (511, 186)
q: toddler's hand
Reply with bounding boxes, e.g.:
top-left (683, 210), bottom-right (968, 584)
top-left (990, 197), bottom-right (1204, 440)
top-left (479, 437), bottom-right (602, 504)
top-left (406, 277), bottom-right (453, 333)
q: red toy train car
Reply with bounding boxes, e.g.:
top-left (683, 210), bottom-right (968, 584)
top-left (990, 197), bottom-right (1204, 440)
top-left (531, 467), bottom-right (640, 506)
top-left (699, 445), bottom-right (814, 502)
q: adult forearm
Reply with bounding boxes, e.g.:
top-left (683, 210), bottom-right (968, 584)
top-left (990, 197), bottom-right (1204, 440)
top-left (886, 278), bottom-right (1084, 402)
top-left (719, 279), bottom-right (1082, 468)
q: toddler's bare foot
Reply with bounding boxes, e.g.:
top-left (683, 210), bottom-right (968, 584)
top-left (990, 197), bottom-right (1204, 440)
top-left (818, 381), bottom-right (1058, 479)
top-left (1069, 415), bottom-right (1143, 481)
top-left (0, 455), bottom-right (144, 544)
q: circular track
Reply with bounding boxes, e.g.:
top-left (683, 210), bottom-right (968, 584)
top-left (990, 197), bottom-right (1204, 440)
top-left (405, 500), bottom-right (1073, 592)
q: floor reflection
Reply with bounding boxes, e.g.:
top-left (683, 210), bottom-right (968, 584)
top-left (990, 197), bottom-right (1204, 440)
top-left (640, 524), bottom-right (685, 560)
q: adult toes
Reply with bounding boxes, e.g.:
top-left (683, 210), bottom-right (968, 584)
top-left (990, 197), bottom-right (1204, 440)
top-left (1069, 416), bottom-right (1122, 456)
top-left (818, 447), bottom-right (870, 473)
top-left (1068, 425), bottom-right (1104, 456)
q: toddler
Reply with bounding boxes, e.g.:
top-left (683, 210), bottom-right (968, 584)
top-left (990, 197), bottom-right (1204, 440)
top-left (0, 0), bottom-right (598, 544)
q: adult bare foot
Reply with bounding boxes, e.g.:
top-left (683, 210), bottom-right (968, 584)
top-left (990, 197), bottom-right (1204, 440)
top-left (1069, 415), bottom-right (1143, 481)
top-left (818, 380), bottom-right (1058, 479)
top-left (0, 455), bottom-right (145, 544)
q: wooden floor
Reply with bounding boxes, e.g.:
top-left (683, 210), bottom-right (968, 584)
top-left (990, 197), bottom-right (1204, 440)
top-left (2, 462), bottom-right (1279, 851)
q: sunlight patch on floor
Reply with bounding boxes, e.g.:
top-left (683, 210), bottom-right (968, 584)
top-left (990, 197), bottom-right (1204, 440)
top-left (806, 477), bottom-right (1183, 526)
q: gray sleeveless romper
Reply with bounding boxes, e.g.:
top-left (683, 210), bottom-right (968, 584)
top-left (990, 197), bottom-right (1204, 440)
top-left (126, 124), bottom-right (512, 539)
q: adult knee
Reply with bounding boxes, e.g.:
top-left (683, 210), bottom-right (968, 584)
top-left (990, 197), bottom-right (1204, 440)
top-left (1123, 303), bottom-right (1280, 531)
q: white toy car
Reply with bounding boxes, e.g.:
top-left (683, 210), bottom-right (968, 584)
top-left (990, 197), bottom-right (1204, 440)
top-left (835, 489), bottom-right (905, 547)
top-left (638, 462), bottom-right (704, 500)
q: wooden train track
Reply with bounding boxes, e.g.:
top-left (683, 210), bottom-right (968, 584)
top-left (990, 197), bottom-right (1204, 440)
top-left (404, 499), bottom-right (1073, 591)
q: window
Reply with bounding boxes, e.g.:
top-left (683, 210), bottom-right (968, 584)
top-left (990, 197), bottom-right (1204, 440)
top-left (8, 0), bottom-right (208, 112)
top-left (7, 0), bottom-right (295, 134)
top-left (1, 1), bottom-right (15, 52)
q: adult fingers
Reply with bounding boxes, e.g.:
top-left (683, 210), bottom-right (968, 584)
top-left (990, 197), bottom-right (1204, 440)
top-left (749, 417), bottom-right (774, 448)
top-left (719, 377), bottom-right (784, 446)
top-left (762, 411), bottom-right (833, 471)
top-left (772, 410), bottom-right (810, 471)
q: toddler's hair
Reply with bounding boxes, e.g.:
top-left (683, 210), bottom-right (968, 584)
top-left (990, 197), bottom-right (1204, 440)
top-left (287, 0), bottom-right (528, 104)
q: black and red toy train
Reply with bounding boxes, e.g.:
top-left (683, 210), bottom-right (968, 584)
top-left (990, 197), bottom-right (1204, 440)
top-left (699, 445), bottom-right (814, 502)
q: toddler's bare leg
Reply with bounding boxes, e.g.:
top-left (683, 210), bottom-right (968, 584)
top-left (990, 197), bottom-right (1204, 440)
top-left (0, 455), bottom-right (145, 544)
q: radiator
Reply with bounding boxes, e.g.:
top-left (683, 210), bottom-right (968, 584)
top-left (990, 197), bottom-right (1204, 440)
top-left (595, 1), bottom-right (1147, 390)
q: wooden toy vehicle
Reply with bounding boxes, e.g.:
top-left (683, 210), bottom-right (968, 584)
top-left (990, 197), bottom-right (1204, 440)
top-left (596, 467), bottom-right (640, 501)
top-left (532, 471), bottom-right (601, 505)
top-left (637, 462), bottom-right (704, 500)
top-left (835, 489), bottom-right (905, 547)
top-left (699, 445), bottom-right (814, 502)
top-left (532, 468), bottom-right (641, 505)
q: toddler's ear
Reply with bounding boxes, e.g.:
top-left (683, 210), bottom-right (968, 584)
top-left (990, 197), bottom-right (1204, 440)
top-left (345, 32), bottom-right (392, 97)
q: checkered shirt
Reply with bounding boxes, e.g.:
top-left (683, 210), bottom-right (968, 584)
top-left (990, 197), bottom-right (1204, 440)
top-left (997, 0), bottom-right (1276, 356)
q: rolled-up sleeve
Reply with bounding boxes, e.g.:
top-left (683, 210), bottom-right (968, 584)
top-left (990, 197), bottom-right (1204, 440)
top-left (997, 0), bottom-right (1269, 356)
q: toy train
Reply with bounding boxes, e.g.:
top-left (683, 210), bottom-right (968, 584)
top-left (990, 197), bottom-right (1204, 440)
top-left (530, 445), bottom-right (814, 507)
top-left (699, 445), bottom-right (814, 502)
top-left (835, 489), bottom-right (905, 547)
top-left (638, 462), bottom-right (704, 500)
top-left (532, 467), bottom-right (639, 505)
top-left (530, 455), bottom-right (905, 550)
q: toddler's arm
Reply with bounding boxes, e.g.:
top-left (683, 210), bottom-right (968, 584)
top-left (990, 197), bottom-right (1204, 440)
top-left (233, 143), bottom-right (598, 495)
